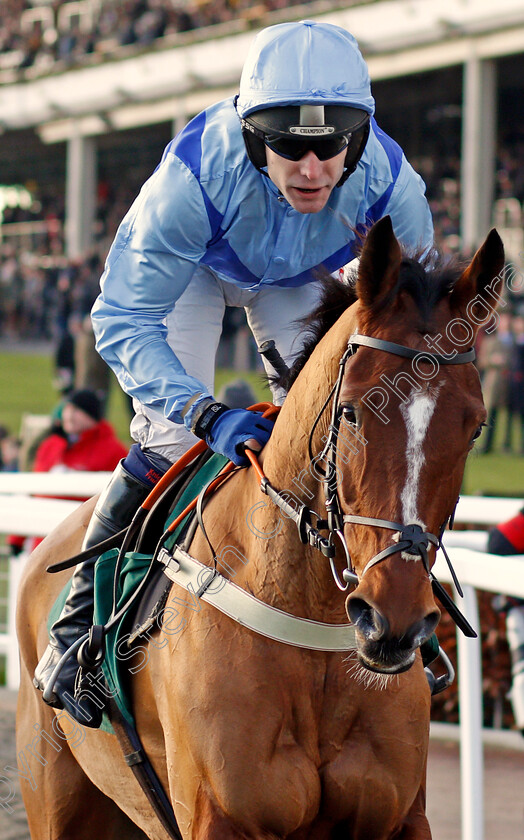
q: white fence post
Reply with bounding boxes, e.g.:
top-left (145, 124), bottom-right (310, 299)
top-left (6, 551), bottom-right (27, 689)
top-left (456, 583), bottom-right (483, 840)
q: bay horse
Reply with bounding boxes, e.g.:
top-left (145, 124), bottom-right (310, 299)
top-left (16, 216), bottom-right (503, 839)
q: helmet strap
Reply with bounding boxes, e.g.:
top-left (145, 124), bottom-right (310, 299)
top-left (336, 120), bottom-right (370, 187)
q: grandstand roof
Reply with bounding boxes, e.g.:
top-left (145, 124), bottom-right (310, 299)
top-left (2, 0), bottom-right (524, 141)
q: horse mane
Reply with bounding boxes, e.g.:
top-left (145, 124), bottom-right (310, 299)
top-left (274, 249), bottom-right (466, 393)
top-left (273, 273), bottom-right (357, 392)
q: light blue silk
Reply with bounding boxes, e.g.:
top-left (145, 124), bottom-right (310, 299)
top-left (92, 23), bottom-right (433, 431)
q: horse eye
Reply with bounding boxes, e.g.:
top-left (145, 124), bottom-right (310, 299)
top-left (341, 405), bottom-right (358, 425)
top-left (471, 424), bottom-right (485, 443)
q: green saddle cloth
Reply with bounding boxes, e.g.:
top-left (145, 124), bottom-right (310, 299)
top-left (49, 453), bottom-right (229, 733)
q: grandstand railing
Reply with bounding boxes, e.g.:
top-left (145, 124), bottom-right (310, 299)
top-left (0, 218), bottom-right (63, 245)
top-left (0, 473), bottom-right (522, 840)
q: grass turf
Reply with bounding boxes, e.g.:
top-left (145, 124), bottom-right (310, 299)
top-left (0, 349), bottom-right (271, 449)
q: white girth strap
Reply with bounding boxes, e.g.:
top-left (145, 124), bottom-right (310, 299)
top-left (158, 546), bottom-right (356, 652)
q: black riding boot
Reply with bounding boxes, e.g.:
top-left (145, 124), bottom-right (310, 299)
top-left (33, 461), bottom-right (152, 727)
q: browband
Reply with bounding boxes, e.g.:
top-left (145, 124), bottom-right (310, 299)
top-left (347, 334), bottom-right (476, 366)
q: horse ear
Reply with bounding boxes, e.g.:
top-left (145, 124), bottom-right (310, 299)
top-left (356, 216), bottom-right (402, 306)
top-left (450, 229), bottom-right (505, 328)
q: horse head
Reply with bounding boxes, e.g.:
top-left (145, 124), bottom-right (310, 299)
top-left (333, 216), bottom-right (504, 673)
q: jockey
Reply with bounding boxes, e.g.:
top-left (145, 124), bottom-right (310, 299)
top-left (34, 19), bottom-right (434, 725)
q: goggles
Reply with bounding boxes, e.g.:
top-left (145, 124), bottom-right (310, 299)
top-left (263, 132), bottom-right (351, 162)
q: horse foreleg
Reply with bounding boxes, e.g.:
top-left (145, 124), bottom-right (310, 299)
top-left (191, 784), bottom-right (278, 840)
top-left (191, 789), bottom-right (246, 839)
top-left (394, 785), bottom-right (432, 840)
top-left (16, 673), bottom-right (147, 840)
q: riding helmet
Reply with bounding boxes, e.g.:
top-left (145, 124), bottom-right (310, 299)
top-left (236, 20), bottom-right (375, 184)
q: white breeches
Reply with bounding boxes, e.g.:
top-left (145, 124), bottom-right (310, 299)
top-left (130, 266), bottom-right (322, 463)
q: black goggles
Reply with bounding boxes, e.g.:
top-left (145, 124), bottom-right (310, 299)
top-left (263, 132), bottom-right (350, 162)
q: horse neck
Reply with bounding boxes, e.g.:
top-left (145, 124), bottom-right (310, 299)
top-left (240, 310), bottom-right (357, 617)
top-left (262, 307), bottom-right (357, 496)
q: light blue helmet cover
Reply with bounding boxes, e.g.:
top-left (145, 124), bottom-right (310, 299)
top-left (237, 20), bottom-right (375, 118)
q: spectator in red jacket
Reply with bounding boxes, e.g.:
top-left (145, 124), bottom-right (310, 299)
top-left (33, 389), bottom-right (128, 475)
top-left (8, 390), bottom-right (128, 556)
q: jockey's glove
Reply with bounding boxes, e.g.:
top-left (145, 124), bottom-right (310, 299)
top-left (192, 401), bottom-right (274, 466)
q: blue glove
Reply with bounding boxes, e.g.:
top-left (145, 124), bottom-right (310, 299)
top-left (194, 403), bottom-right (274, 466)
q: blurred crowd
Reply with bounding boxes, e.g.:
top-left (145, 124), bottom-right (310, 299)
top-left (0, 386), bottom-right (128, 558)
top-left (478, 310), bottom-right (524, 455)
top-left (1, 142), bottom-right (524, 384)
top-left (0, 175), bottom-right (134, 343)
top-left (0, 148), bottom-right (491, 341)
top-left (414, 153), bottom-right (462, 255)
top-left (1, 4), bottom-right (524, 458)
top-left (0, 0), bottom-right (313, 77)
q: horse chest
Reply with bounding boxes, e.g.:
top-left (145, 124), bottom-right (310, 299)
top-left (318, 726), bottom-right (427, 827)
top-left (310, 666), bottom-right (430, 827)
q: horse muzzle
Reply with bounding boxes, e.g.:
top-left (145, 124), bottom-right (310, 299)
top-left (346, 595), bottom-right (440, 675)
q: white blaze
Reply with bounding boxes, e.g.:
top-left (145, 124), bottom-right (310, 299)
top-left (399, 389), bottom-right (439, 527)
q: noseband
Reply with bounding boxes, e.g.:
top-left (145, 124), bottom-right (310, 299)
top-left (257, 332), bottom-right (477, 639)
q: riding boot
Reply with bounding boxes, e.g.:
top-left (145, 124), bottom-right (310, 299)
top-left (33, 461), bottom-right (152, 727)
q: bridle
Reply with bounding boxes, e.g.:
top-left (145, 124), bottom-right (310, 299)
top-left (252, 332), bottom-right (478, 639)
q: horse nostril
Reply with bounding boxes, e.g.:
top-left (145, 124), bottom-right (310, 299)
top-left (426, 610), bottom-right (440, 634)
top-left (403, 610), bottom-right (441, 650)
top-left (421, 610), bottom-right (440, 642)
top-left (347, 597), bottom-right (390, 641)
top-left (346, 597), bottom-right (367, 626)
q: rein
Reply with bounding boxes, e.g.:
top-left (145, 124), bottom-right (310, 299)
top-left (247, 332), bottom-right (478, 639)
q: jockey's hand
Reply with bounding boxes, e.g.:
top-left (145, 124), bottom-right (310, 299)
top-left (192, 403), bottom-right (274, 466)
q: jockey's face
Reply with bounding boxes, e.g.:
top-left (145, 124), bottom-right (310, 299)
top-left (266, 147), bottom-right (346, 213)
